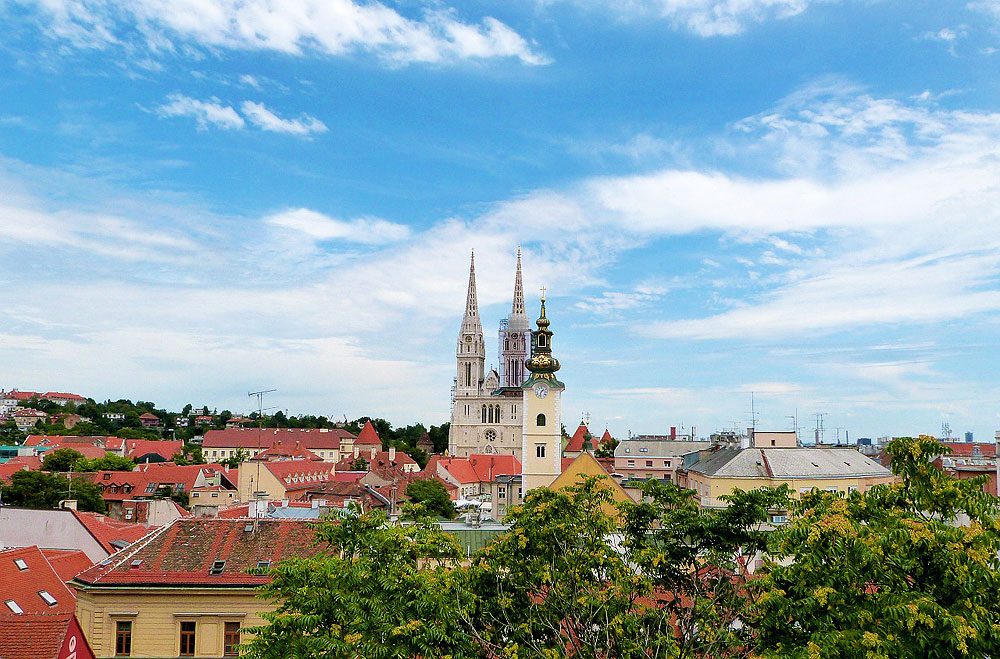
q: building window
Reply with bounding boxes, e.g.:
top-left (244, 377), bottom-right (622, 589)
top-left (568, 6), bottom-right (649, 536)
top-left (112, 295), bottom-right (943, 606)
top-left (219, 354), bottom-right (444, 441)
top-left (224, 622), bottom-right (241, 656)
top-left (645, 460), bottom-right (653, 467)
top-left (627, 460), bottom-right (634, 467)
top-left (115, 620), bottom-right (132, 656)
top-left (465, 363), bottom-right (471, 387)
top-left (663, 461), bottom-right (670, 467)
top-left (179, 621), bottom-right (196, 656)
top-left (481, 405), bottom-right (487, 423)
top-left (536, 413), bottom-right (546, 427)
top-left (536, 444), bottom-right (546, 458)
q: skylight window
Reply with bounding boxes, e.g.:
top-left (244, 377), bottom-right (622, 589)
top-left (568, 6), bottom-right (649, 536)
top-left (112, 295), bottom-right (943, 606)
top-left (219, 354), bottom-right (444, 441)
top-left (130, 559), bottom-right (143, 569)
top-left (210, 560), bottom-right (226, 575)
top-left (13, 558), bottom-right (27, 571)
top-left (5, 600), bottom-right (23, 614)
top-left (38, 590), bottom-right (57, 606)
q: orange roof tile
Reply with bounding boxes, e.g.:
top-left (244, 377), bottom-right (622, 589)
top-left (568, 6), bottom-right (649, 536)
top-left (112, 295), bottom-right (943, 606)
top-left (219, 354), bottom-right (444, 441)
top-left (0, 613), bottom-right (94, 659)
top-left (355, 421), bottom-right (382, 446)
top-left (69, 511), bottom-right (151, 554)
top-left (0, 546), bottom-right (76, 615)
top-left (39, 550), bottom-right (94, 583)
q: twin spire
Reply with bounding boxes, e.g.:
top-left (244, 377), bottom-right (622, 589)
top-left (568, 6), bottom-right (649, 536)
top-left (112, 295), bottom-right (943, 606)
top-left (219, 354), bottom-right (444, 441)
top-left (462, 247), bottom-right (528, 332)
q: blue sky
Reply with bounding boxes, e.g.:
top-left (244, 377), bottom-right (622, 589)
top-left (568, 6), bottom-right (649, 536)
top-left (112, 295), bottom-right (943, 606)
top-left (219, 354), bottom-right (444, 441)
top-left (2, 0), bottom-right (1000, 442)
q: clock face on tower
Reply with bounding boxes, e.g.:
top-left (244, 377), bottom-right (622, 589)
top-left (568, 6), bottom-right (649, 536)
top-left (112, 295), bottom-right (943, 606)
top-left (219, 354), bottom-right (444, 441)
top-left (534, 385), bottom-right (548, 399)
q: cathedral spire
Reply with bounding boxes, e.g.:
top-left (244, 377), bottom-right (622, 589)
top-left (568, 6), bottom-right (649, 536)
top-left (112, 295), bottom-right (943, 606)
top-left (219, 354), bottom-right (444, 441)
top-left (461, 250), bottom-right (483, 335)
top-left (512, 246), bottom-right (525, 316)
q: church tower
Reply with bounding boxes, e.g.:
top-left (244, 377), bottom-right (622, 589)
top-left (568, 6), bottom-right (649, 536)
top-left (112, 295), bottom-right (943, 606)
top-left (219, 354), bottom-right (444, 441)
top-left (456, 251), bottom-right (486, 398)
top-left (499, 247), bottom-right (530, 388)
top-left (521, 295), bottom-right (564, 493)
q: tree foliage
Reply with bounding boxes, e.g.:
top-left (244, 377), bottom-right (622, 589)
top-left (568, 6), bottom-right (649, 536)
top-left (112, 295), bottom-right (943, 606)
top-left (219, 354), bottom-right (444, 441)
top-left (245, 507), bottom-right (477, 659)
top-left (41, 447), bottom-right (85, 472)
top-left (404, 478), bottom-right (456, 519)
top-left (752, 435), bottom-right (1000, 659)
top-left (76, 453), bottom-right (137, 472)
top-left (0, 470), bottom-right (106, 513)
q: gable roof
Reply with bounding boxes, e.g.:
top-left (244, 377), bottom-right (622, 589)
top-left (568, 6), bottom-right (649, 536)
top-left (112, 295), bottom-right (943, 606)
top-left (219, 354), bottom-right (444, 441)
top-left (251, 441), bottom-right (323, 462)
top-left (262, 461), bottom-right (335, 492)
top-left (73, 519), bottom-right (325, 587)
top-left (431, 454), bottom-right (520, 484)
top-left (354, 421), bottom-right (382, 446)
top-left (938, 442), bottom-right (996, 458)
top-left (688, 447), bottom-right (892, 479)
top-left (0, 462), bottom-right (29, 484)
top-left (39, 550), bottom-right (94, 583)
top-left (0, 546), bottom-right (76, 615)
top-left (69, 511), bottom-right (151, 554)
top-left (549, 453), bottom-right (633, 511)
top-left (23, 435), bottom-right (106, 447)
top-left (202, 428), bottom-right (355, 450)
top-left (92, 463), bottom-right (237, 501)
top-left (125, 439), bottom-right (181, 461)
top-left (0, 613), bottom-right (93, 659)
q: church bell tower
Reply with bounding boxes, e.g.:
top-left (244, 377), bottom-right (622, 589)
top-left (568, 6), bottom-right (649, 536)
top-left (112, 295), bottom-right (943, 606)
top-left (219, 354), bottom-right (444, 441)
top-left (521, 294), bottom-right (564, 493)
top-left (499, 247), bottom-right (529, 388)
top-left (455, 251), bottom-right (486, 398)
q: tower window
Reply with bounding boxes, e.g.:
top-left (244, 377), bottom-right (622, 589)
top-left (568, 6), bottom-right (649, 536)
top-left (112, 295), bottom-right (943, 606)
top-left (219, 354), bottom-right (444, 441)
top-left (538, 335), bottom-right (547, 347)
top-left (536, 413), bottom-right (546, 427)
top-left (536, 444), bottom-right (546, 458)
top-left (482, 405), bottom-right (487, 423)
top-left (465, 363), bottom-right (471, 387)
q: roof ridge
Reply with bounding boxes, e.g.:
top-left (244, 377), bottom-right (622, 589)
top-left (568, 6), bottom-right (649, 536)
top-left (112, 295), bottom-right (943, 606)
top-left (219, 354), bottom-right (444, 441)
top-left (89, 519), bottom-right (175, 578)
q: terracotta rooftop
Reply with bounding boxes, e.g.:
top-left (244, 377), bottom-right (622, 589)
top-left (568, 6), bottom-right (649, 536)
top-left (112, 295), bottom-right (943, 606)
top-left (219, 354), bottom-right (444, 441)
top-left (23, 435), bottom-right (107, 447)
top-left (202, 427), bottom-right (355, 450)
top-left (43, 392), bottom-right (87, 401)
top-left (0, 462), bottom-right (29, 484)
top-left (69, 510), bottom-right (151, 554)
top-left (0, 613), bottom-right (90, 659)
top-left (0, 546), bottom-right (77, 615)
top-left (126, 439), bottom-right (182, 461)
top-left (39, 549), bottom-right (94, 583)
top-left (564, 424), bottom-right (613, 453)
top-left (73, 518), bottom-right (326, 587)
top-left (250, 440), bottom-right (323, 462)
top-left (262, 461), bottom-right (335, 491)
top-left (430, 454), bottom-right (520, 484)
top-left (92, 463), bottom-right (236, 502)
top-left (354, 420), bottom-right (382, 446)
top-left (938, 442), bottom-right (997, 458)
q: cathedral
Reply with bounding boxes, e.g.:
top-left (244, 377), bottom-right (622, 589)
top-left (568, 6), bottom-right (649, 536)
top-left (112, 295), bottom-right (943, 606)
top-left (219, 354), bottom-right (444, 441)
top-left (448, 249), bottom-right (552, 459)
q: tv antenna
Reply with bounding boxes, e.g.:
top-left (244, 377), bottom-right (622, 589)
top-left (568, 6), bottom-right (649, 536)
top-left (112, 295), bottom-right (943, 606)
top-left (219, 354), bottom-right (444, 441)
top-left (813, 413), bottom-right (826, 445)
top-left (248, 389), bottom-right (277, 521)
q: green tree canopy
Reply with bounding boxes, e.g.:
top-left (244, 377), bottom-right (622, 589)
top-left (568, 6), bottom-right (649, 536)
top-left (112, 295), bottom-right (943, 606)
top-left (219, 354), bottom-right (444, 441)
top-left (404, 478), bottom-right (456, 519)
top-left (752, 435), bottom-right (1000, 659)
top-left (245, 507), bottom-right (477, 659)
top-left (0, 470), bottom-right (106, 513)
top-left (76, 453), bottom-right (136, 472)
top-left (41, 447), bottom-right (85, 472)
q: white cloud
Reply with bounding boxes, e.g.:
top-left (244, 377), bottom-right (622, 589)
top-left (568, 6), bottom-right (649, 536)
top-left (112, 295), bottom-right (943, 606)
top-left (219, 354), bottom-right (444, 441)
top-left (240, 101), bottom-right (327, 136)
top-left (550, 0), bottom-right (815, 36)
top-left (266, 208), bottom-right (409, 244)
top-left (18, 0), bottom-right (547, 66)
top-left (154, 93), bottom-right (244, 130)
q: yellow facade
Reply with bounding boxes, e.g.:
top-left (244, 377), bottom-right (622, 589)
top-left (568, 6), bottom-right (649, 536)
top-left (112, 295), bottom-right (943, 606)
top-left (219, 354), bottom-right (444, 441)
top-left (75, 585), bottom-right (271, 658)
top-left (548, 452), bottom-right (634, 515)
top-left (686, 471), bottom-right (896, 508)
top-left (521, 380), bottom-right (563, 492)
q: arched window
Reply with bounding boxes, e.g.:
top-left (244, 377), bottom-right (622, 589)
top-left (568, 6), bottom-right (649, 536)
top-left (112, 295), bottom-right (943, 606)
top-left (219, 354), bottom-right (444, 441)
top-left (536, 413), bottom-right (546, 426)
top-left (465, 362), bottom-right (471, 387)
top-left (495, 405), bottom-right (501, 422)
top-left (481, 405), bottom-right (487, 423)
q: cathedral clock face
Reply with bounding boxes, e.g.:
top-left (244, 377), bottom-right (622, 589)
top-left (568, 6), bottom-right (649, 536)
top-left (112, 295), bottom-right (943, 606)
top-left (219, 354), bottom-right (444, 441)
top-left (534, 385), bottom-right (548, 399)
top-left (464, 335), bottom-right (472, 342)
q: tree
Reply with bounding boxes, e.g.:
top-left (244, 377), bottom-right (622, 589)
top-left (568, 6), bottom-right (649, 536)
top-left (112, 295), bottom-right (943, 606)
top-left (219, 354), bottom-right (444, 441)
top-left (115, 427), bottom-right (159, 440)
top-left (752, 436), bottom-right (1000, 659)
top-left (75, 453), bottom-right (136, 472)
top-left (42, 447), bottom-right (86, 472)
top-left (0, 470), bottom-right (106, 513)
top-left (0, 420), bottom-right (25, 446)
top-left (594, 437), bottom-right (620, 459)
top-left (245, 506), bottom-right (478, 659)
top-left (404, 478), bottom-right (456, 519)
top-left (220, 448), bottom-right (248, 469)
top-left (348, 455), bottom-right (369, 471)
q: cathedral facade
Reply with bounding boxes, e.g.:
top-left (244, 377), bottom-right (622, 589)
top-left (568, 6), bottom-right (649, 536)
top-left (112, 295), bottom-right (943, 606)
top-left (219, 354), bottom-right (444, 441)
top-left (448, 250), bottom-right (532, 458)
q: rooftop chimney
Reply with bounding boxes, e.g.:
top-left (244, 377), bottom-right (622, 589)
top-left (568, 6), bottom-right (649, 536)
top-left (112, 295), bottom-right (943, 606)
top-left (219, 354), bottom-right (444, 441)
top-left (388, 446), bottom-right (396, 462)
top-left (670, 426), bottom-right (676, 440)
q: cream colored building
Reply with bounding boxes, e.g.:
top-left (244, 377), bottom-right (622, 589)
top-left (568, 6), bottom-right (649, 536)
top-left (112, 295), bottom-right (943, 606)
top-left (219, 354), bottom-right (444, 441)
top-left (681, 445), bottom-right (895, 514)
top-left (72, 519), bottom-right (323, 658)
top-left (201, 428), bottom-right (356, 464)
top-left (448, 251), bottom-right (531, 458)
top-left (520, 297), bottom-right (564, 494)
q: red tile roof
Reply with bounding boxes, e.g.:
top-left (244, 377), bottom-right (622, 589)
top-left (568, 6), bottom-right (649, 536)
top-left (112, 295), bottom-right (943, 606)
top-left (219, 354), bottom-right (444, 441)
top-left (0, 462), bottom-right (29, 484)
top-left (355, 421), bottom-right (382, 446)
top-left (251, 440), bottom-right (323, 462)
top-left (92, 463), bottom-right (236, 502)
top-left (23, 435), bottom-right (107, 447)
top-left (565, 424), bottom-right (607, 453)
top-left (4, 391), bottom-right (40, 401)
top-left (43, 392), bottom-right (87, 402)
top-left (0, 613), bottom-right (94, 659)
top-left (262, 461), bottom-right (335, 491)
top-left (39, 550), bottom-right (94, 583)
top-left (39, 444), bottom-right (109, 460)
top-left (138, 413), bottom-right (159, 420)
top-left (202, 428), bottom-right (355, 450)
top-left (126, 439), bottom-right (181, 461)
top-left (73, 519), bottom-right (326, 587)
top-left (0, 546), bottom-right (76, 614)
top-left (430, 454), bottom-right (520, 484)
top-left (69, 511), bottom-right (151, 554)
top-left (939, 442), bottom-right (997, 458)
top-left (7, 455), bottom-right (42, 470)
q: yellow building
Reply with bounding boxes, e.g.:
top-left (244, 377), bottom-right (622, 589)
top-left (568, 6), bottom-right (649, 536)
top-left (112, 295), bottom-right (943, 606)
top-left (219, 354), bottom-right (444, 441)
top-left (520, 296), bottom-right (565, 493)
top-left (71, 518), bottom-right (324, 658)
top-left (681, 446), bottom-right (895, 515)
top-left (236, 459), bottom-right (335, 502)
top-left (548, 452), bottom-right (633, 516)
